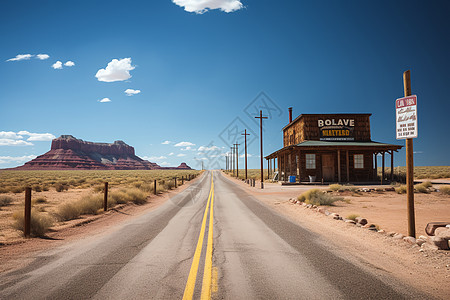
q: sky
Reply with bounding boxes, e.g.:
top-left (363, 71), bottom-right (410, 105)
top-left (0, 0), bottom-right (449, 170)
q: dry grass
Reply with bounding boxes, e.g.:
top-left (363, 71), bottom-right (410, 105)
top-left (346, 214), bottom-right (360, 221)
top-left (395, 185), bottom-right (407, 194)
top-left (12, 208), bottom-right (55, 237)
top-left (0, 195), bottom-right (13, 207)
top-left (439, 185), bottom-right (450, 195)
top-left (297, 189), bottom-right (343, 206)
top-left (378, 166), bottom-right (450, 181)
top-left (225, 169), bottom-right (269, 181)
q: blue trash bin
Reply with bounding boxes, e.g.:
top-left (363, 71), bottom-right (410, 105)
top-left (289, 176), bottom-right (296, 183)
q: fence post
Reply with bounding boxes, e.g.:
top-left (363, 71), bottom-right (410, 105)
top-left (24, 187), bottom-right (32, 237)
top-left (174, 177), bottom-right (177, 188)
top-left (154, 179), bottom-right (157, 195)
top-left (104, 182), bottom-right (108, 211)
top-left (182, 176), bottom-right (184, 185)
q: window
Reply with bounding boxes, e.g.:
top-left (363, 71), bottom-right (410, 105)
top-left (354, 154), bottom-right (364, 169)
top-left (306, 154), bottom-right (316, 169)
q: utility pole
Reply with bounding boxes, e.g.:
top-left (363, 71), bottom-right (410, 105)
top-left (241, 129), bottom-right (250, 180)
top-left (230, 146), bottom-right (234, 176)
top-left (255, 110), bottom-right (268, 189)
top-left (404, 70), bottom-right (416, 238)
top-left (234, 143), bottom-right (240, 178)
top-left (225, 154), bottom-right (228, 171)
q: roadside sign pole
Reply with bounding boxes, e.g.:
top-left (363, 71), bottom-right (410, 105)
top-left (403, 70), bottom-right (416, 238)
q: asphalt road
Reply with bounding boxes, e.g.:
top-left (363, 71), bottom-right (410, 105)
top-left (0, 171), bottom-right (427, 299)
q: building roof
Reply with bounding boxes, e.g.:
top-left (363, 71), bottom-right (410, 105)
top-left (282, 113), bottom-right (372, 131)
top-left (265, 140), bottom-right (402, 159)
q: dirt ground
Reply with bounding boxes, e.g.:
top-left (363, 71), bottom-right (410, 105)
top-left (224, 174), bottom-right (450, 299)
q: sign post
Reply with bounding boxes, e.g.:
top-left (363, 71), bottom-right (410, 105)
top-left (396, 70), bottom-right (417, 238)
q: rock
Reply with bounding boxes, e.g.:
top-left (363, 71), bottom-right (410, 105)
top-left (416, 238), bottom-right (427, 247)
top-left (317, 207), bottom-right (326, 214)
top-left (421, 242), bottom-right (440, 251)
top-left (324, 211), bottom-right (331, 216)
top-left (368, 227), bottom-right (378, 231)
top-left (355, 217), bottom-right (368, 226)
top-left (11, 135), bottom-right (192, 170)
top-left (418, 235), bottom-right (428, 241)
top-left (430, 236), bottom-right (450, 250)
top-left (312, 205), bottom-right (317, 209)
top-left (387, 231), bottom-right (396, 237)
top-left (384, 187), bottom-right (395, 191)
top-left (403, 236), bottom-right (416, 245)
top-left (434, 228), bottom-right (450, 240)
top-left (393, 233), bottom-right (405, 240)
top-left (362, 224), bottom-right (375, 229)
top-left (377, 229), bottom-right (385, 234)
top-left (345, 219), bottom-right (356, 224)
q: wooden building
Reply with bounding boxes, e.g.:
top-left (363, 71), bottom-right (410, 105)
top-left (265, 109), bottom-right (402, 183)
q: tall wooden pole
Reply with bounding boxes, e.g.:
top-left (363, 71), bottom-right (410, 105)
top-left (24, 187), bottom-right (31, 237)
top-left (230, 146), bottom-right (234, 176)
top-left (404, 70), bottom-right (416, 238)
top-left (241, 129), bottom-right (250, 180)
top-left (234, 143), bottom-right (240, 178)
top-left (255, 110), bottom-right (268, 189)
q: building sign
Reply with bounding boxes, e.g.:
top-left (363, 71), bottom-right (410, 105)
top-left (318, 118), bottom-right (355, 141)
top-left (396, 95), bottom-right (418, 139)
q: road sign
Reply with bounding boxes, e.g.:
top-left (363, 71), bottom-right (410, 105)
top-left (396, 95), bottom-right (418, 139)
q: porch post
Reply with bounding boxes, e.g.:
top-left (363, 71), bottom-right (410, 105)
top-left (390, 150), bottom-right (394, 182)
top-left (337, 149), bottom-right (341, 183)
top-left (374, 152), bottom-right (378, 181)
top-left (346, 150), bottom-right (350, 182)
top-left (382, 152), bottom-right (385, 184)
top-left (298, 150), bottom-right (302, 183)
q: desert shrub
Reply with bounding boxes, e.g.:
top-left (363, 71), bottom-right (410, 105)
top-left (12, 209), bottom-right (54, 236)
top-left (126, 188), bottom-right (147, 204)
top-left (346, 214), bottom-right (359, 221)
top-left (439, 185), bottom-right (450, 195)
top-left (33, 197), bottom-right (47, 204)
top-left (110, 190), bottom-right (129, 204)
top-left (138, 183), bottom-right (154, 193)
top-left (0, 195), bottom-right (13, 207)
top-left (42, 185), bottom-right (49, 191)
top-left (56, 202), bottom-right (81, 221)
top-left (414, 183), bottom-right (429, 194)
top-left (76, 194), bottom-right (103, 215)
top-left (421, 181), bottom-right (433, 188)
top-left (0, 187), bottom-right (8, 193)
top-left (55, 183), bottom-right (68, 192)
top-left (92, 184), bottom-right (105, 193)
top-left (329, 184), bottom-right (342, 192)
top-left (11, 186), bottom-right (25, 193)
top-left (32, 185), bottom-right (42, 192)
top-left (395, 185), bottom-right (407, 194)
top-left (297, 189), bottom-right (342, 206)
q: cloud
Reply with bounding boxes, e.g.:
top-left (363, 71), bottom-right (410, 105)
top-left (0, 139), bottom-right (33, 146)
top-left (99, 98), bottom-right (111, 103)
top-left (172, 0), bottom-right (243, 14)
top-left (64, 61), bottom-right (75, 67)
top-left (162, 140), bottom-right (171, 145)
top-left (125, 89), bottom-right (141, 96)
top-left (17, 131), bottom-right (55, 141)
top-left (0, 155), bottom-right (37, 164)
top-left (168, 152), bottom-right (174, 156)
top-left (142, 155), bottom-right (167, 161)
top-left (6, 54), bottom-right (33, 61)
top-left (181, 146), bottom-right (193, 151)
top-left (160, 161), bottom-right (171, 166)
top-left (0, 131), bottom-right (23, 139)
top-left (175, 141), bottom-right (195, 147)
top-left (198, 145), bottom-right (220, 152)
top-left (95, 58), bottom-right (135, 82)
top-left (52, 61), bottom-right (63, 69)
top-left (240, 153), bottom-right (253, 158)
top-left (177, 153), bottom-right (186, 157)
top-left (36, 54), bottom-right (50, 60)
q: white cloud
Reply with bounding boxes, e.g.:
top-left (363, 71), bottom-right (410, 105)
top-left (64, 61), bottom-right (75, 67)
top-left (240, 153), bottom-right (253, 158)
top-left (168, 152), bottom-right (174, 156)
top-left (0, 139), bottom-right (33, 146)
top-left (125, 89), bottom-right (141, 96)
top-left (99, 98), bottom-right (111, 103)
top-left (95, 58), bottom-right (135, 82)
top-left (175, 141), bottom-right (195, 147)
top-left (160, 161), bottom-right (171, 166)
top-left (162, 140), bottom-right (171, 145)
top-left (36, 54), bottom-right (50, 60)
top-left (6, 54), bottom-right (33, 62)
top-left (0, 131), bottom-right (23, 139)
top-left (172, 0), bottom-right (243, 14)
top-left (0, 155), bottom-right (37, 164)
top-left (52, 61), bottom-right (63, 69)
top-left (181, 146), bottom-right (193, 151)
top-left (198, 145), bottom-right (220, 152)
top-left (177, 153), bottom-right (186, 157)
top-left (17, 131), bottom-right (55, 141)
top-left (142, 155), bottom-right (167, 161)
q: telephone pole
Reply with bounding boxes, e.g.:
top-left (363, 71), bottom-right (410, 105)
top-left (234, 143), bottom-right (240, 178)
top-left (241, 129), bottom-right (250, 180)
top-left (255, 110), bottom-right (268, 189)
top-left (230, 146), bottom-right (234, 176)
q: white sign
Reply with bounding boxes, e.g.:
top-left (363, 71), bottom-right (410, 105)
top-left (396, 95), bottom-right (418, 139)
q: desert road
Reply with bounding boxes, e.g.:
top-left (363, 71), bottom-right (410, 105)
top-left (0, 171), bottom-right (427, 299)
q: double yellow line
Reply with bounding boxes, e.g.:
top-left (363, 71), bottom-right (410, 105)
top-left (183, 173), bottom-right (215, 300)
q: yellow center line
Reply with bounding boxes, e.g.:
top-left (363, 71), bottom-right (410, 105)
top-left (182, 173), bottom-right (214, 300)
top-left (201, 181), bottom-right (214, 300)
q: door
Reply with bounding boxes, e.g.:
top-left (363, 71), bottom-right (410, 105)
top-left (322, 154), bottom-right (335, 182)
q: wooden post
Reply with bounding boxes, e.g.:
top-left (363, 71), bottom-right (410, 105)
top-left (182, 176), bottom-right (184, 185)
top-left (404, 70), bottom-right (416, 238)
top-left (255, 110), bottom-right (268, 189)
top-left (346, 150), bottom-right (350, 182)
top-left (234, 143), bottom-right (240, 178)
top-left (174, 177), bottom-right (177, 188)
top-left (390, 151), bottom-right (394, 182)
top-left (154, 179), bottom-right (157, 195)
top-left (374, 153), bottom-right (378, 181)
top-left (382, 152), bottom-right (385, 185)
top-left (242, 129), bottom-right (250, 180)
top-left (337, 150), bottom-right (341, 183)
top-left (103, 182), bottom-right (108, 211)
top-left (24, 187), bottom-right (31, 237)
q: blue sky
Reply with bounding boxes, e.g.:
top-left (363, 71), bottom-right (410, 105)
top-left (0, 0), bottom-right (449, 170)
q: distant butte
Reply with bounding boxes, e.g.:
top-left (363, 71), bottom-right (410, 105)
top-left (12, 135), bottom-right (192, 170)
